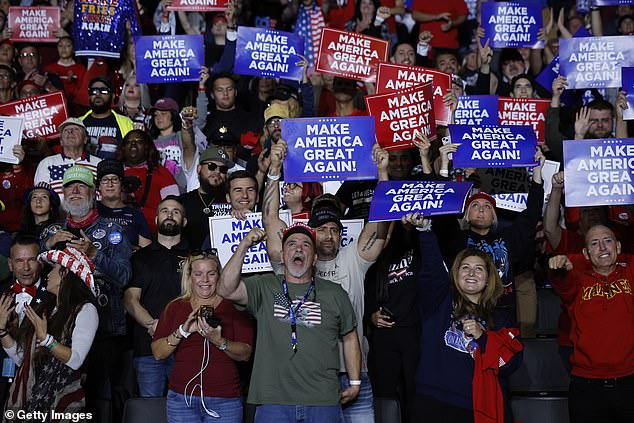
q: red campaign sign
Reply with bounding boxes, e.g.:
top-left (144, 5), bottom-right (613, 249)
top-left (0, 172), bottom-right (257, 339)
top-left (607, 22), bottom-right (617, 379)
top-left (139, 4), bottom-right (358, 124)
top-left (497, 97), bottom-right (550, 144)
top-left (167, 0), bottom-right (229, 12)
top-left (375, 62), bottom-right (452, 126)
top-left (365, 82), bottom-right (437, 151)
top-left (8, 7), bottom-right (60, 43)
top-left (315, 28), bottom-right (389, 83)
top-left (0, 92), bottom-right (68, 141)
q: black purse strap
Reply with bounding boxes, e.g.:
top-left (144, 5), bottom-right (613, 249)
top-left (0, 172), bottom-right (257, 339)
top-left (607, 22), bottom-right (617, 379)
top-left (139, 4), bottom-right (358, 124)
top-left (140, 170), bottom-right (153, 208)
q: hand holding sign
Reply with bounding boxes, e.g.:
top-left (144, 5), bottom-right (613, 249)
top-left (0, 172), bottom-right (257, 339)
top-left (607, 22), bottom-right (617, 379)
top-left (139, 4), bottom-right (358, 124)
top-left (439, 143), bottom-right (458, 172)
top-left (533, 147), bottom-right (546, 184)
top-left (270, 139), bottom-right (287, 172)
top-left (551, 75), bottom-right (568, 106)
top-left (616, 90), bottom-right (628, 121)
top-left (373, 143), bottom-right (389, 180)
top-left (401, 212), bottom-right (429, 229)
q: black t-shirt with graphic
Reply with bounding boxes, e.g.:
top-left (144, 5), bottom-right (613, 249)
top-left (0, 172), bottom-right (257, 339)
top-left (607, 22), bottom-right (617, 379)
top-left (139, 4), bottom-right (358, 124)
top-left (83, 113), bottom-right (123, 160)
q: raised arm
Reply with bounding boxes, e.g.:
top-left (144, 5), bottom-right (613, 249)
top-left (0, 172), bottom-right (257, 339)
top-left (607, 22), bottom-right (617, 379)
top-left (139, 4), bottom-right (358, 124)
top-left (262, 140), bottom-right (289, 264)
top-left (543, 171), bottom-right (564, 251)
top-left (616, 91), bottom-right (629, 138)
top-left (357, 144), bottom-right (390, 262)
top-left (217, 227), bottom-right (266, 304)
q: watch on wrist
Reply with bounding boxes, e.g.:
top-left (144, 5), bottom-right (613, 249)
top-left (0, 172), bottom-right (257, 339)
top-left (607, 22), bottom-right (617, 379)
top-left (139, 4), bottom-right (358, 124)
top-left (218, 339), bottom-right (228, 351)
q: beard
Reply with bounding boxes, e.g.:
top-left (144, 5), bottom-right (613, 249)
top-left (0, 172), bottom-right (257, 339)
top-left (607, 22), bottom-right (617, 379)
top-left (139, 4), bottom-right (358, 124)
top-left (90, 99), bottom-right (111, 114)
top-left (158, 220), bottom-right (182, 236)
top-left (62, 198), bottom-right (93, 218)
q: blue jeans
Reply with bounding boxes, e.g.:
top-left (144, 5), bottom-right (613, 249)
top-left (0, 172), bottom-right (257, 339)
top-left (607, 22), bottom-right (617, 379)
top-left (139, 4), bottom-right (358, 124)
top-left (339, 372), bottom-right (375, 423)
top-left (255, 404), bottom-right (343, 423)
top-left (133, 355), bottom-right (174, 397)
top-left (166, 390), bottom-right (243, 423)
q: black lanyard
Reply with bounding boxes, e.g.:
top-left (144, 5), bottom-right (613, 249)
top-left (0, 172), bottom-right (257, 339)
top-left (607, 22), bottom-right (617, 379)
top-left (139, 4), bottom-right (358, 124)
top-left (282, 278), bottom-right (315, 352)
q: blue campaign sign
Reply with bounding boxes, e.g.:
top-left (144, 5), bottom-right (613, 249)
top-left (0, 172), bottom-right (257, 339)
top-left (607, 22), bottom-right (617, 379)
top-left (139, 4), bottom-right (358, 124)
top-left (594, 0), bottom-right (632, 5)
top-left (481, 2), bottom-right (543, 49)
top-left (235, 27), bottom-right (304, 81)
top-left (449, 125), bottom-right (538, 168)
top-left (282, 116), bottom-right (378, 182)
top-left (563, 138), bottom-right (634, 207)
top-left (454, 95), bottom-right (498, 125)
top-left (535, 26), bottom-right (590, 93)
top-left (559, 36), bottom-right (634, 90)
top-left (623, 67), bottom-right (634, 121)
top-left (135, 35), bottom-right (204, 84)
top-left (368, 181), bottom-right (473, 222)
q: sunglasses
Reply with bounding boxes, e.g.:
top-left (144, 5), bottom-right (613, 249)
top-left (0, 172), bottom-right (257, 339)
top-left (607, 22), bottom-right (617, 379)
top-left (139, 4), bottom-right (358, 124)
top-left (88, 87), bottom-right (111, 96)
top-left (189, 249), bottom-right (218, 258)
top-left (204, 162), bottom-right (229, 174)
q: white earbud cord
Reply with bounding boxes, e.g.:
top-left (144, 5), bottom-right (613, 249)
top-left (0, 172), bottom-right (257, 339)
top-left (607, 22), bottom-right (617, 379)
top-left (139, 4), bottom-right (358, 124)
top-left (183, 338), bottom-right (220, 418)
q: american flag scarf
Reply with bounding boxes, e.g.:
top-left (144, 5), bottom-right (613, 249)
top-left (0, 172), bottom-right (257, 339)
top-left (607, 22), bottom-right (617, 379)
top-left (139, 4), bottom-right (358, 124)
top-left (294, 2), bottom-right (326, 69)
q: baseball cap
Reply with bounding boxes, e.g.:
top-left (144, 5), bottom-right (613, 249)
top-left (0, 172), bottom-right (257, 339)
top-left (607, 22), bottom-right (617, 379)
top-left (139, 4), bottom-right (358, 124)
top-left (308, 206), bottom-right (343, 230)
top-left (465, 191), bottom-right (496, 210)
top-left (97, 159), bottom-right (124, 181)
top-left (149, 97), bottom-right (179, 115)
top-left (23, 182), bottom-right (60, 206)
top-left (62, 165), bottom-right (95, 187)
top-left (58, 117), bottom-right (87, 134)
top-left (282, 222), bottom-right (316, 245)
top-left (199, 146), bottom-right (234, 167)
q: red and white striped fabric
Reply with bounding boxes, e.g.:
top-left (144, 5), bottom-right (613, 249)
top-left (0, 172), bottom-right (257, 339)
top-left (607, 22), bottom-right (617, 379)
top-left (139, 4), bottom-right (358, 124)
top-left (38, 247), bottom-right (96, 296)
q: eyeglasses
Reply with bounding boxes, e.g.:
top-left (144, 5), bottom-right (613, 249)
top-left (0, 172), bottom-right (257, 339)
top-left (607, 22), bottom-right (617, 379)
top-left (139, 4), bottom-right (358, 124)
top-left (88, 87), bottom-right (111, 96)
top-left (189, 249), bottom-right (218, 258)
top-left (266, 118), bottom-right (282, 128)
top-left (19, 52), bottom-right (37, 58)
top-left (285, 182), bottom-right (302, 190)
top-left (100, 177), bottom-right (121, 185)
top-left (204, 162), bottom-right (229, 174)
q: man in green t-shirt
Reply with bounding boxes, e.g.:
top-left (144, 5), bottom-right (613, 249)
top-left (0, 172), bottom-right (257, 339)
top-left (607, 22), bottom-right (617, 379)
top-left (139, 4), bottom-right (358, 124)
top-left (218, 222), bottom-right (361, 422)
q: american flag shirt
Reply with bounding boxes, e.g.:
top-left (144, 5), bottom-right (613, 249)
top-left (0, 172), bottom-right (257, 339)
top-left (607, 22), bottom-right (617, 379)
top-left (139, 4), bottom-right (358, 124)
top-left (273, 291), bottom-right (322, 327)
top-left (293, 2), bottom-right (325, 69)
top-left (34, 153), bottom-right (101, 201)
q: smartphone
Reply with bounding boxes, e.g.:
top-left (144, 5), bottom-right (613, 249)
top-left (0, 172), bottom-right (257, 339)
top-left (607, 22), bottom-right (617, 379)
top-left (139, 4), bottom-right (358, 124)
top-left (381, 306), bottom-right (396, 321)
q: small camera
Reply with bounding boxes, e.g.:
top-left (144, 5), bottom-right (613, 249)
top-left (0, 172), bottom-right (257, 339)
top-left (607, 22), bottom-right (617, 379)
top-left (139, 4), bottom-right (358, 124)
top-left (199, 305), bottom-right (222, 328)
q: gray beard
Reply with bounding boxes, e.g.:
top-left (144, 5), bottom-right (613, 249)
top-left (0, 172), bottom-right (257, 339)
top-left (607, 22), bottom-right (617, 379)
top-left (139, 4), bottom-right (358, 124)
top-left (62, 199), bottom-right (93, 218)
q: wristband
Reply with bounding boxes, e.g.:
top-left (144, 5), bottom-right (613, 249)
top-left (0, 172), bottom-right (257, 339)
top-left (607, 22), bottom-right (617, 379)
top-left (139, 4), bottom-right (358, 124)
top-left (415, 220), bottom-right (433, 232)
top-left (48, 341), bottom-right (59, 350)
top-left (349, 379), bottom-right (362, 386)
top-left (198, 87), bottom-right (206, 91)
top-left (590, 6), bottom-right (599, 11)
top-left (226, 25), bottom-right (237, 30)
top-left (267, 173), bottom-right (281, 181)
top-left (439, 169), bottom-right (449, 177)
top-left (0, 330), bottom-right (8, 338)
top-left (39, 334), bottom-right (54, 348)
top-left (179, 324), bottom-right (192, 338)
top-left (374, 16), bottom-right (385, 25)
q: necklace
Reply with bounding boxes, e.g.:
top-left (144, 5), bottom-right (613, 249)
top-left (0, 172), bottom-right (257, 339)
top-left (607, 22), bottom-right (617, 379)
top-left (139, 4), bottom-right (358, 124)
top-left (197, 189), bottom-right (214, 215)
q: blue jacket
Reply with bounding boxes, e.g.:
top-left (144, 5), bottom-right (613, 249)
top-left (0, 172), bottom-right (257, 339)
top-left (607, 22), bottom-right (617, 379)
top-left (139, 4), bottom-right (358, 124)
top-left (41, 216), bottom-right (132, 336)
top-left (415, 231), bottom-right (520, 410)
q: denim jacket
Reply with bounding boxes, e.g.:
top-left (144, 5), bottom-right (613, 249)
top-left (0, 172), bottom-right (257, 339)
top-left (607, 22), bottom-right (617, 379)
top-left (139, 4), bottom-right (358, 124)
top-left (41, 216), bottom-right (133, 337)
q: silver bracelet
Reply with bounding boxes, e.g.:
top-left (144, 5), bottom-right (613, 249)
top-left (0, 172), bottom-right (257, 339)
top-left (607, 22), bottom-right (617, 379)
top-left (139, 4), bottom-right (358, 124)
top-left (349, 379), bottom-right (362, 386)
top-left (267, 173), bottom-right (281, 181)
top-left (179, 324), bottom-right (192, 338)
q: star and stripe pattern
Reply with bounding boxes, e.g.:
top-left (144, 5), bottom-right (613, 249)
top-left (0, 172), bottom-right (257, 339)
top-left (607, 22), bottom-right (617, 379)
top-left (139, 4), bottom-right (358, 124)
top-left (273, 292), bottom-right (322, 326)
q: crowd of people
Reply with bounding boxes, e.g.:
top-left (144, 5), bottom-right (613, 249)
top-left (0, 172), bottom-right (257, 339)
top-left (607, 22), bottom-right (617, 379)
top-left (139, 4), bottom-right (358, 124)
top-left (0, 0), bottom-right (633, 423)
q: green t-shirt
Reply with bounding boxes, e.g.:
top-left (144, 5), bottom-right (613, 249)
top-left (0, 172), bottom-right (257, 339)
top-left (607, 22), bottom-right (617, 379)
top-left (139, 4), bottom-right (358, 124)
top-left (243, 273), bottom-right (356, 406)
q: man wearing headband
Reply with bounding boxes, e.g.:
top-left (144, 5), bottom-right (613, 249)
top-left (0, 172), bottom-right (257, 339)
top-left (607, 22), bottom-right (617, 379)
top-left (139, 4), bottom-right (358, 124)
top-left (218, 223), bottom-right (361, 422)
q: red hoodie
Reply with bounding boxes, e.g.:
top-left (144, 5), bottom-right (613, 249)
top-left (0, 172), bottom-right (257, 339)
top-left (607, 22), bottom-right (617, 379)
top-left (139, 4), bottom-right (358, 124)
top-left (550, 255), bottom-right (634, 379)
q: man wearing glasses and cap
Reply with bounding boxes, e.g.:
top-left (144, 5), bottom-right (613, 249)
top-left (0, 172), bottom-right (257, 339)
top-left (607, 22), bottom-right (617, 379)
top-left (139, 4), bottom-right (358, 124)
top-left (180, 146), bottom-right (234, 249)
top-left (80, 76), bottom-right (134, 160)
top-left (34, 117), bottom-right (102, 200)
